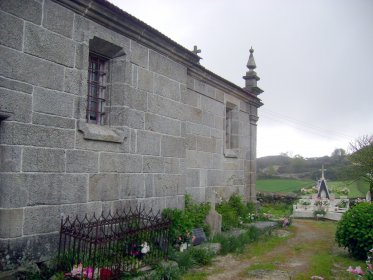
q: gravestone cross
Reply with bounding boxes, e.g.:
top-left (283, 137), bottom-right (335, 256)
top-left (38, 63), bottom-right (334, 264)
top-left (320, 164), bottom-right (327, 179)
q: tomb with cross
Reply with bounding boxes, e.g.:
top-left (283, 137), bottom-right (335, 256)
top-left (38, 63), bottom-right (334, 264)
top-left (317, 165), bottom-right (331, 199)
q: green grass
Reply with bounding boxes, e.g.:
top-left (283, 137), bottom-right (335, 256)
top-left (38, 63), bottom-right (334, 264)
top-left (181, 271), bottom-right (209, 280)
top-left (260, 202), bottom-right (293, 218)
top-left (256, 178), bottom-right (313, 193)
top-left (256, 178), bottom-right (369, 197)
top-left (241, 232), bottom-right (293, 260)
top-left (328, 180), bottom-right (369, 198)
top-left (246, 262), bottom-right (276, 271)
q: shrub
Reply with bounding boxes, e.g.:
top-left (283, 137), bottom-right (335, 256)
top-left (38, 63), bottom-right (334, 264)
top-left (216, 194), bottom-right (255, 231)
top-left (163, 195), bottom-right (210, 246)
top-left (313, 209), bottom-right (326, 217)
top-left (169, 247), bottom-right (214, 271)
top-left (336, 202), bottom-right (373, 259)
top-left (189, 247), bottom-right (214, 266)
top-left (212, 226), bottom-right (259, 255)
top-left (169, 248), bottom-right (196, 271)
top-left (153, 262), bottom-right (182, 280)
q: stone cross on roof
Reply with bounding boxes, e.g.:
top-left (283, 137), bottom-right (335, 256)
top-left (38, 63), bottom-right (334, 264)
top-left (192, 45), bottom-right (201, 55)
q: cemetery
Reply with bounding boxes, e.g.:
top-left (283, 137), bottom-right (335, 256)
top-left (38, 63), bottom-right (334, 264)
top-left (292, 166), bottom-right (350, 221)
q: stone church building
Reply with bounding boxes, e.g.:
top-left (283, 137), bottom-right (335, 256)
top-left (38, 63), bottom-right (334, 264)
top-left (0, 0), bottom-right (263, 268)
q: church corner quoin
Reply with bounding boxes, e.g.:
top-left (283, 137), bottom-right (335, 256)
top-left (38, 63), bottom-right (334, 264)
top-left (0, 0), bottom-right (263, 268)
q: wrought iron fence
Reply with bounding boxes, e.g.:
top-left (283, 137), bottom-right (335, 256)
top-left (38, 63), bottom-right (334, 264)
top-left (58, 206), bottom-right (171, 279)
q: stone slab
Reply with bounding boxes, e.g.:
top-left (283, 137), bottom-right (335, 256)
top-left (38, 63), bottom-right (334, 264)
top-left (66, 150), bottom-right (98, 173)
top-left (24, 22), bottom-right (75, 67)
top-left (42, 0), bottom-right (74, 38)
top-left (89, 173), bottom-right (119, 201)
top-left (145, 113), bottom-right (181, 137)
top-left (120, 174), bottom-right (145, 198)
top-left (0, 45), bottom-right (64, 90)
top-left (0, 0), bottom-right (42, 24)
top-left (0, 122), bottom-right (75, 149)
top-left (28, 174), bottom-right (87, 206)
top-left (149, 50), bottom-right (187, 83)
top-left (137, 130), bottom-right (161, 156)
top-left (143, 156), bottom-right (164, 173)
top-left (0, 76), bottom-right (33, 94)
top-left (0, 174), bottom-right (28, 208)
top-left (161, 135), bottom-right (185, 158)
top-left (0, 208), bottom-right (23, 238)
top-left (0, 145), bottom-right (21, 172)
top-left (0, 87), bottom-right (32, 122)
top-left (0, 10), bottom-right (23, 50)
top-left (22, 147), bottom-right (65, 172)
top-left (99, 152), bottom-right (142, 173)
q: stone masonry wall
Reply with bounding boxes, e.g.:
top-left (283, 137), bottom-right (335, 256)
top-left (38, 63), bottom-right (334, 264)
top-left (0, 0), bottom-right (259, 269)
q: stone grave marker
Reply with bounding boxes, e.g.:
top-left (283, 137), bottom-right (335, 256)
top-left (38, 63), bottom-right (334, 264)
top-left (192, 228), bottom-right (206, 246)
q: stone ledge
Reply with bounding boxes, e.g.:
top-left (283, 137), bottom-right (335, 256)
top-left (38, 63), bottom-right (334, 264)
top-left (224, 149), bottom-right (238, 158)
top-left (78, 120), bottom-right (125, 143)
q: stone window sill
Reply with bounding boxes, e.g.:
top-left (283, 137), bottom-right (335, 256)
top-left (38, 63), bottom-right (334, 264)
top-left (224, 149), bottom-right (238, 158)
top-left (78, 120), bottom-right (125, 143)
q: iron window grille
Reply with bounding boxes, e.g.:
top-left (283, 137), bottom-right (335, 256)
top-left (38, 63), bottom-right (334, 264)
top-left (87, 53), bottom-right (108, 125)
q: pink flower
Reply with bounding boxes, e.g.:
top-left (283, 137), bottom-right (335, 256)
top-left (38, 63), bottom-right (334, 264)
top-left (347, 266), bottom-right (354, 273)
top-left (83, 266), bottom-right (94, 279)
top-left (71, 263), bottom-right (83, 276)
top-left (368, 263), bottom-right (372, 270)
top-left (353, 266), bottom-right (364, 275)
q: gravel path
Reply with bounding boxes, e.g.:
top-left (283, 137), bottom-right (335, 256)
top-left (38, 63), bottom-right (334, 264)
top-left (197, 219), bottom-right (337, 280)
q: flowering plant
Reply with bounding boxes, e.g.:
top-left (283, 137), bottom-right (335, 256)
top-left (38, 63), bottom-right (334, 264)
top-left (330, 186), bottom-right (350, 195)
top-left (301, 187), bottom-right (318, 194)
top-left (314, 200), bottom-right (322, 206)
top-left (322, 200), bottom-right (330, 206)
top-left (336, 199), bottom-right (349, 208)
top-left (300, 200), bottom-right (311, 206)
top-left (347, 248), bottom-right (373, 279)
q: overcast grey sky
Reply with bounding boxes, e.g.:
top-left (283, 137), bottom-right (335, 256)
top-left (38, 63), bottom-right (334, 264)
top-left (110, 0), bottom-right (373, 158)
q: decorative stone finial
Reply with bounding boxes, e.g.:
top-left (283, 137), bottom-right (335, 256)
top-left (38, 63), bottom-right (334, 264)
top-left (247, 47), bottom-right (256, 70)
top-left (243, 46), bottom-right (263, 96)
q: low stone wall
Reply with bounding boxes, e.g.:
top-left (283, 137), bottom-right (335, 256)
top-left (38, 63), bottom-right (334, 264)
top-left (257, 192), bottom-right (298, 204)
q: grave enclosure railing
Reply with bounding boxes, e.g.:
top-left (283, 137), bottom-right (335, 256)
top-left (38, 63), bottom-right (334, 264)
top-left (58, 207), bottom-right (171, 279)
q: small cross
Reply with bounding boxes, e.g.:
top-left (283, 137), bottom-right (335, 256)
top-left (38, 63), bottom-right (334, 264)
top-left (192, 45), bottom-right (201, 55)
top-left (320, 164), bottom-right (327, 179)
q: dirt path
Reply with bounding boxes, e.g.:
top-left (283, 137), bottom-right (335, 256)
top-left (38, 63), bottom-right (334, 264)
top-left (194, 219), bottom-right (339, 280)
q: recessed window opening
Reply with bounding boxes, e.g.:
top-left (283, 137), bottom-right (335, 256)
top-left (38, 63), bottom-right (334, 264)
top-left (87, 53), bottom-right (108, 125)
top-left (226, 106), bottom-right (233, 149)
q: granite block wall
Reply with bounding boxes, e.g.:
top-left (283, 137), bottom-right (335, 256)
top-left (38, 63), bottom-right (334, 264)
top-left (0, 0), bottom-right (260, 269)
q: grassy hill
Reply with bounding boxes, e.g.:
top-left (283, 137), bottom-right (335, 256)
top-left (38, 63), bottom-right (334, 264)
top-left (256, 178), bottom-right (369, 198)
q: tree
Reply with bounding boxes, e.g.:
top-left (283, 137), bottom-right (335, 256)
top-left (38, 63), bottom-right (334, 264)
top-left (349, 135), bottom-right (373, 194)
top-left (291, 154), bottom-right (306, 173)
top-left (331, 148), bottom-right (346, 158)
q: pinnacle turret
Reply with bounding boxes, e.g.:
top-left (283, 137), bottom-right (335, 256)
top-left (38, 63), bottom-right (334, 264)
top-left (243, 47), bottom-right (263, 96)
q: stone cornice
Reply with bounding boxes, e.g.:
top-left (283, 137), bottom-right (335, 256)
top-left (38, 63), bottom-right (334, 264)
top-left (54, 0), bottom-right (263, 108)
top-left (188, 67), bottom-right (263, 108)
top-left (54, 0), bottom-right (200, 64)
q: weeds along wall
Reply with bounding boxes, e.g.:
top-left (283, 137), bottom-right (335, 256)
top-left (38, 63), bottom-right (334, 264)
top-left (0, 0), bottom-right (263, 268)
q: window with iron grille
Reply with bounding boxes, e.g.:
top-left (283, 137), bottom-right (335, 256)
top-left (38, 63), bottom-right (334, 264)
top-left (87, 53), bottom-right (108, 125)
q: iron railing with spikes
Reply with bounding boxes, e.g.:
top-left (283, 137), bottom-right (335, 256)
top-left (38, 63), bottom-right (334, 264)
top-left (58, 206), bottom-right (171, 279)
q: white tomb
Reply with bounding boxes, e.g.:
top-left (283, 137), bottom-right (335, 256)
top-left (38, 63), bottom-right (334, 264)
top-left (292, 165), bottom-right (349, 221)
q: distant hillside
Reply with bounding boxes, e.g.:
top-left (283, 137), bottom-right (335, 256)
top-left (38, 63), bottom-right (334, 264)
top-left (257, 152), bottom-right (355, 181)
